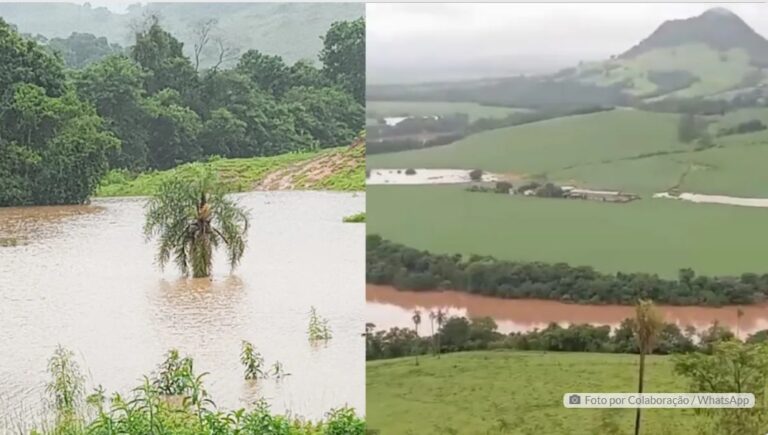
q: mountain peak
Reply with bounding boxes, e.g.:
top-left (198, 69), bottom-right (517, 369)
top-left (701, 7), bottom-right (737, 17)
top-left (620, 8), bottom-right (768, 65)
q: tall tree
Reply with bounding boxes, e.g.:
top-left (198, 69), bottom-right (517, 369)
top-left (235, 50), bottom-right (289, 96)
top-left (131, 16), bottom-right (197, 96)
top-left (632, 300), bottom-right (664, 435)
top-left (144, 89), bottom-right (202, 169)
top-left (320, 18), bottom-right (364, 104)
top-left (0, 84), bottom-right (118, 206)
top-left (74, 55), bottom-right (150, 169)
top-left (412, 310), bottom-right (422, 366)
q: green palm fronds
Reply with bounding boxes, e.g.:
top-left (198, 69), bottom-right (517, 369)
top-left (144, 169), bottom-right (249, 277)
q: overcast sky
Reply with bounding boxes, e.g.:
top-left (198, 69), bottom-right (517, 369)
top-left (367, 3), bottom-right (768, 84)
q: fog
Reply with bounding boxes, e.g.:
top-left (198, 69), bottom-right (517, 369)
top-left (367, 3), bottom-right (768, 84)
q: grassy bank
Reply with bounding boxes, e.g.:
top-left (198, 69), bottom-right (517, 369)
top-left (96, 145), bottom-right (365, 197)
top-left (366, 350), bottom-right (697, 435)
top-left (367, 184), bottom-right (768, 278)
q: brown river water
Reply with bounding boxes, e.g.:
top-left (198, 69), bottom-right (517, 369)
top-left (367, 285), bottom-right (768, 339)
top-left (0, 192), bottom-right (364, 426)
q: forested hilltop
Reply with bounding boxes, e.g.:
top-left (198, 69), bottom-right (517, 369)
top-left (0, 14), bottom-right (364, 207)
top-left (0, 3), bottom-right (361, 69)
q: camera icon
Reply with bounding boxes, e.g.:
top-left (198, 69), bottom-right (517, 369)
top-left (568, 394), bottom-right (581, 405)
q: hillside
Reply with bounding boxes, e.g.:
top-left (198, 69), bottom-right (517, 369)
top-left (97, 142), bottom-right (365, 197)
top-left (621, 8), bottom-right (768, 65)
top-left (367, 351), bottom-right (697, 435)
top-left (0, 3), bottom-right (363, 68)
top-left (368, 8), bottom-right (768, 107)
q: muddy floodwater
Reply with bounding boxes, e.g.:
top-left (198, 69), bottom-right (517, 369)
top-left (367, 285), bottom-right (768, 339)
top-left (0, 192), bottom-right (364, 425)
top-left (367, 169), bottom-right (501, 185)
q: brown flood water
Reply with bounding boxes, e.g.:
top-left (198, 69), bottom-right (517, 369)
top-left (0, 192), bottom-right (364, 426)
top-left (367, 285), bottom-right (768, 339)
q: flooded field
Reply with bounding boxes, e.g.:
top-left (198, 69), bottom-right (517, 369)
top-left (654, 192), bottom-right (768, 208)
top-left (367, 285), bottom-right (768, 339)
top-left (0, 192), bottom-right (365, 425)
top-left (367, 168), bottom-right (501, 185)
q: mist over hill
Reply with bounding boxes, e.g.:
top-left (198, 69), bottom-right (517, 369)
top-left (621, 7), bottom-right (768, 66)
top-left (368, 7), bottom-right (768, 108)
top-left (0, 2), bottom-right (363, 68)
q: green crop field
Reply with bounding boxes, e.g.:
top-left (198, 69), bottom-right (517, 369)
top-left (367, 109), bottom-right (688, 175)
top-left (367, 101), bottom-right (527, 122)
top-left (367, 185), bottom-right (768, 278)
top-left (367, 351), bottom-right (699, 435)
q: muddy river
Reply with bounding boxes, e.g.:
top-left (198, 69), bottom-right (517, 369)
top-left (0, 192), bottom-right (364, 426)
top-left (367, 285), bottom-right (768, 339)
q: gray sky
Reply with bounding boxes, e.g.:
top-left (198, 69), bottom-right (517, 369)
top-left (367, 3), bottom-right (768, 84)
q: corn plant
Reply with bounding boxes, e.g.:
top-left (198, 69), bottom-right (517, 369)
top-left (46, 345), bottom-right (85, 420)
top-left (308, 306), bottom-right (332, 341)
top-left (240, 340), bottom-right (265, 380)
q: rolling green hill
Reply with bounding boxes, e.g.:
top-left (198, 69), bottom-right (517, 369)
top-left (0, 3), bottom-right (363, 68)
top-left (367, 351), bottom-right (698, 435)
top-left (368, 107), bottom-right (768, 196)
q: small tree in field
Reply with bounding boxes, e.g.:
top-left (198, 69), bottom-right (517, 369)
top-left (144, 170), bottom-right (249, 278)
top-left (468, 169), bottom-right (483, 181)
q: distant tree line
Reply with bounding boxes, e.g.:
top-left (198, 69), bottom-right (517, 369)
top-left (717, 119), bottom-right (767, 136)
top-left (0, 16), bottom-right (364, 206)
top-left (366, 105), bottom-right (614, 155)
top-left (367, 236), bottom-right (768, 306)
top-left (365, 315), bottom-right (757, 360)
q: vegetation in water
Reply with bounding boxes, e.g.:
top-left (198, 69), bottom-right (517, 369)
top-left (144, 170), bottom-right (249, 278)
top-left (31, 346), bottom-right (364, 434)
top-left (342, 212), bottom-right (365, 223)
top-left (308, 307), bottom-right (333, 341)
top-left (240, 340), bottom-right (266, 380)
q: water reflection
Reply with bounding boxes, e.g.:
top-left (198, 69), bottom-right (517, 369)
top-left (367, 285), bottom-right (768, 339)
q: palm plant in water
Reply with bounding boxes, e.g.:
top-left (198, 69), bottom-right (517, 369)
top-left (144, 170), bottom-right (249, 278)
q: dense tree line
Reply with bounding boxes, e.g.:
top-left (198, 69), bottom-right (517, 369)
top-left (367, 236), bottom-right (768, 306)
top-left (0, 16), bottom-right (364, 206)
top-left (365, 315), bottom-right (751, 361)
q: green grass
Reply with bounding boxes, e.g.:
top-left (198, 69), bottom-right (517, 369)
top-left (367, 101), bottom-right (527, 122)
top-left (369, 107), bottom-right (768, 197)
top-left (367, 184), bottom-right (768, 278)
top-left (96, 146), bottom-right (364, 197)
top-left (367, 350), bottom-right (699, 435)
top-left (574, 45), bottom-right (756, 98)
top-left (368, 109), bottom-right (689, 176)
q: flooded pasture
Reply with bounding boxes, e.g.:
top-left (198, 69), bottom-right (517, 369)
top-left (367, 285), bottom-right (768, 339)
top-left (0, 192), bottom-right (364, 425)
top-left (367, 168), bottom-right (501, 185)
